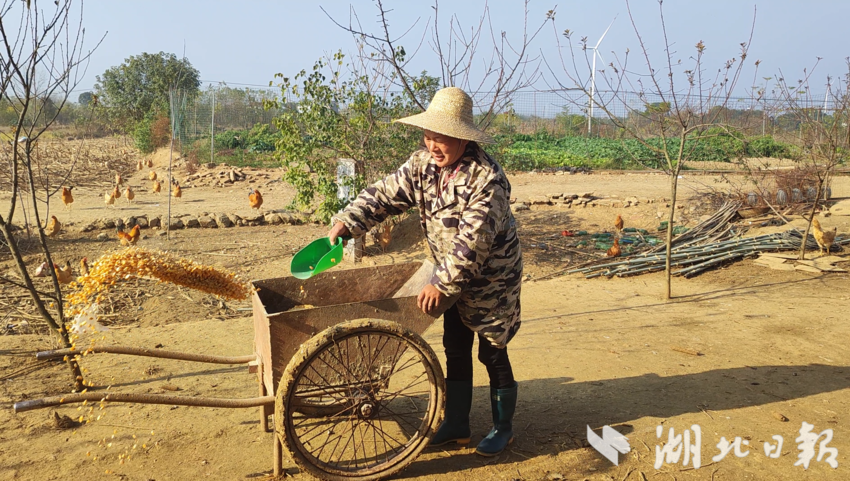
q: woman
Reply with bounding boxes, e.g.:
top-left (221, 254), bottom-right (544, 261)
top-left (328, 87), bottom-right (522, 456)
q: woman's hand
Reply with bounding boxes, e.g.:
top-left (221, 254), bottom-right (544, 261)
top-left (328, 222), bottom-right (350, 246)
top-left (417, 284), bottom-right (445, 314)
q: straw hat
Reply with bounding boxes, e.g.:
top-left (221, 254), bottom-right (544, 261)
top-left (394, 87), bottom-right (495, 144)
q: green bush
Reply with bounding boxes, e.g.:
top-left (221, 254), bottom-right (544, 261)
top-left (493, 131), bottom-right (792, 171)
top-left (214, 123), bottom-right (279, 152)
top-left (133, 112), bottom-right (171, 153)
top-left (746, 135), bottom-right (790, 158)
top-left (697, 127), bottom-right (746, 160)
top-left (133, 114), bottom-right (155, 153)
top-left (215, 129), bottom-right (247, 149)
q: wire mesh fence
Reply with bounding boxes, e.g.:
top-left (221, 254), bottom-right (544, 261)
top-left (163, 85), bottom-right (843, 166)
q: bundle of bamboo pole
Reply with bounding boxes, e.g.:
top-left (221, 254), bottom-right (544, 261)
top-left (570, 227), bottom-right (849, 279)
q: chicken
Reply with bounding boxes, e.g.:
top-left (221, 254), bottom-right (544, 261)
top-left (248, 188), bottom-right (263, 210)
top-left (145, 158), bottom-right (153, 168)
top-left (172, 180), bottom-right (182, 200)
top-left (152, 179), bottom-right (162, 194)
top-left (33, 261), bottom-right (61, 279)
top-left (112, 184), bottom-right (121, 200)
top-left (137, 159), bottom-right (144, 171)
top-left (376, 222), bottom-right (392, 252)
top-left (149, 170), bottom-right (157, 181)
top-left (115, 173), bottom-right (123, 186)
top-left (80, 257), bottom-right (89, 276)
top-left (125, 186), bottom-right (135, 204)
top-left (606, 238), bottom-right (621, 257)
top-left (45, 215), bottom-right (61, 237)
top-left (33, 261), bottom-right (50, 277)
top-left (104, 191), bottom-right (116, 208)
top-left (614, 214), bottom-right (624, 235)
top-left (812, 219), bottom-right (837, 256)
top-left (117, 225), bottom-right (141, 246)
top-left (61, 186), bottom-right (74, 210)
top-left (56, 261), bottom-right (73, 284)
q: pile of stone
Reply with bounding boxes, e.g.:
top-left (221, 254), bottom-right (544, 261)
top-left (79, 211), bottom-right (307, 233)
top-left (512, 192), bottom-right (665, 211)
top-left (182, 165), bottom-right (280, 188)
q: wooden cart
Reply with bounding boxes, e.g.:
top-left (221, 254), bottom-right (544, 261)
top-left (15, 260), bottom-right (454, 481)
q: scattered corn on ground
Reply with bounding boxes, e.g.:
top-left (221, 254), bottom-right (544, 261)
top-left (67, 247), bottom-right (248, 318)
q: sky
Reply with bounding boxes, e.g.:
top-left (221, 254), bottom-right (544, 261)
top-left (56, 0), bottom-right (850, 98)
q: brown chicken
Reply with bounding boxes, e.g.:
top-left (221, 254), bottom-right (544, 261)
top-left (172, 181), bottom-right (182, 200)
top-left (80, 257), bottom-right (90, 276)
top-left (145, 158), bottom-right (153, 168)
top-left (56, 261), bottom-right (73, 284)
top-left (248, 188), bottom-right (263, 210)
top-left (115, 173), bottom-right (123, 186)
top-left (125, 186), bottom-right (135, 204)
top-left (117, 225), bottom-right (141, 246)
top-left (61, 186), bottom-right (74, 210)
top-left (614, 214), bottom-right (624, 234)
top-left (376, 223), bottom-right (392, 252)
top-left (812, 219), bottom-right (837, 256)
top-left (45, 215), bottom-right (61, 237)
top-left (104, 191), bottom-right (116, 208)
top-left (149, 170), bottom-right (157, 181)
top-left (606, 238), bottom-right (621, 257)
top-left (137, 159), bottom-right (144, 171)
top-left (112, 184), bottom-right (121, 200)
top-left (152, 179), bottom-right (162, 194)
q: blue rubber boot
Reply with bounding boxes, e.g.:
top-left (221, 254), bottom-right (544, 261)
top-left (475, 382), bottom-right (517, 456)
top-left (429, 380), bottom-right (472, 446)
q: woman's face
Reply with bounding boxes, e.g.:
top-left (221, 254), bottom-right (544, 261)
top-left (423, 130), bottom-right (468, 168)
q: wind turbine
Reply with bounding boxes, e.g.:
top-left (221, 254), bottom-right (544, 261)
top-left (587, 17), bottom-right (617, 136)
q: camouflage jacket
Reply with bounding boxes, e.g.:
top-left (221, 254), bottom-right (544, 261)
top-left (334, 144), bottom-right (522, 347)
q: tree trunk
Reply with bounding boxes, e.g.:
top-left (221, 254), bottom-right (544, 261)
top-left (798, 180), bottom-right (824, 261)
top-left (665, 174), bottom-right (679, 300)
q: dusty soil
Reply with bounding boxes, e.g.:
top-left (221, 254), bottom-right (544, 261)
top-left (2, 143), bottom-right (850, 481)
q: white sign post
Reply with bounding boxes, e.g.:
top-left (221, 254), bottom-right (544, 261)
top-left (337, 158), bottom-right (364, 263)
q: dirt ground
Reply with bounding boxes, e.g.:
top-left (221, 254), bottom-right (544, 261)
top-left (2, 144), bottom-right (850, 481)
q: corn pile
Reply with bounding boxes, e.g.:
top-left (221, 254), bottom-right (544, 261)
top-left (67, 248), bottom-right (248, 315)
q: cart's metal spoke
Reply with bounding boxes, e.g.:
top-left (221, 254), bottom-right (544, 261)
top-left (364, 415), bottom-right (409, 451)
top-left (376, 371), bottom-right (429, 406)
top-left (330, 416), bottom-right (360, 468)
top-left (294, 404), bottom-right (358, 446)
top-left (386, 339), bottom-right (410, 375)
top-left (377, 402), bottom-right (424, 435)
top-left (320, 418), bottom-right (356, 466)
top-left (370, 417), bottom-right (404, 463)
top-left (302, 363), bottom-right (353, 402)
top-left (385, 354), bottom-right (423, 378)
top-left (311, 349), bottom-right (350, 387)
top-left (305, 418), bottom-right (351, 461)
top-left (322, 338), bottom-right (362, 388)
top-left (367, 334), bottom-right (395, 376)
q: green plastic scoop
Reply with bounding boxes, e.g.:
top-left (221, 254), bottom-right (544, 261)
top-left (290, 237), bottom-right (346, 279)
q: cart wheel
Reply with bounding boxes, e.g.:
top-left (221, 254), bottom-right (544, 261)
top-left (276, 318), bottom-right (445, 481)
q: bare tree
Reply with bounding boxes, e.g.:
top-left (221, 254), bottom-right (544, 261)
top-left (322, 0), bottom-right (551, 125)
top-left (544, 0), bottom-right (755, 299)
top-left (0, 0), bottom-right (103, 391)
top-left (773, 60), bottom-right (850, 260)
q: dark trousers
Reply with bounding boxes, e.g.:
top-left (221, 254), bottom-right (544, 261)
top-left (443, 304), bottom-right (515, 389)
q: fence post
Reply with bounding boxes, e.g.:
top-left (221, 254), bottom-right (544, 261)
top-left (211, 88), bottom-right (216, 165)
top-left (337, 158), bottom-right (363, 263)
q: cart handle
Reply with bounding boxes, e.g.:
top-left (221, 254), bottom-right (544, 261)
top-left (14, 392), bottom-right (274, 413)
top-left (36, 346), bottom-right (257, 365)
